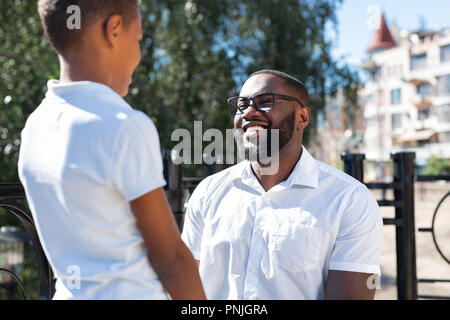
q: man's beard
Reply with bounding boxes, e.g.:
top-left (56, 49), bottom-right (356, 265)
top-left (234, 111), bottom-right (296, 165)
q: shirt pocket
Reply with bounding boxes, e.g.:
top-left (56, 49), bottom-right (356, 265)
top-left (270, 225), bottom-right (325, 273)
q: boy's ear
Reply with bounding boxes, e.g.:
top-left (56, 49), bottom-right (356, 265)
top-left (104, 15), bottom-right (123, 47)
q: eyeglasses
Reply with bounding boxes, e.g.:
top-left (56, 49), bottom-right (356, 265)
top-left (227, 92), bottom-right (307, 115)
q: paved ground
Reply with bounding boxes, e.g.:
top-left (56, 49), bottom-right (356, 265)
top-left (373, 182), bottom-right (450, 300)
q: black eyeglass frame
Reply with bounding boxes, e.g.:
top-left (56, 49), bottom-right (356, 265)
top-left (227, 92), bottom-right (308, 115)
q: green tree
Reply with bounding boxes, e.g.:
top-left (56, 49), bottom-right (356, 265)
top-left (423, 156), bottom-right (450, 175)
top-left (0, 0), bottom-right (59, 183)
top-left (221, 0), bottom-right (354, 143)
top-left (1, 0), bottom-right (357, 181)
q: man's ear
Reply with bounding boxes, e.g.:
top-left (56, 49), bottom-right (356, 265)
top-left (297, 107), bottom-right (311, 129)
top-left (104, 15), bottom-right (123, 48)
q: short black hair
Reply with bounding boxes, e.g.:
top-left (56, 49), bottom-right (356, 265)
top-left (37, 0), bottom-right (140, 53)
top-left (249, 69), bottom-right (309, 107)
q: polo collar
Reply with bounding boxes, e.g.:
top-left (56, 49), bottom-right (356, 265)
top-left (232, 145), bottom-right (319, 192)
top-left (45, 80), bottom-right (131, 110)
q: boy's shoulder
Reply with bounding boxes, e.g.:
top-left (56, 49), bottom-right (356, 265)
top-left (24, 81), bottom-right (159, 153)
top-left (37, 80), bottom-right (153, 129)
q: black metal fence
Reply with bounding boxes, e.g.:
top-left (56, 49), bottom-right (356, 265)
top-left (341, 152), bottom-right (450, 300)
top-left (0, 183), bottom-right (54, 300)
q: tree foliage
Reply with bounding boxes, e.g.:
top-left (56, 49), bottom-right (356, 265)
top-left (423, 156), bottom-right (450, 175)
top-left (1, 0), bottom-right (357, 182)
top-left (0, 0), bottom-right (60, 183)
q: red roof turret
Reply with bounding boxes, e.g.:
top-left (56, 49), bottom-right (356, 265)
top-left (367, 14), bottom-right (396, 52)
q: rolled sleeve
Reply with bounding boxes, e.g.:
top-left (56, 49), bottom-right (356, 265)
top-left (110, 111), bottom-right (166, 202)
top-left (181, 180), bottom-right (208, 260)
top-left (329, 186), bottom-right (383, 275)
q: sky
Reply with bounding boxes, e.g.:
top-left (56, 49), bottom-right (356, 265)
top-left (331, 0), bottom-right (450, 71)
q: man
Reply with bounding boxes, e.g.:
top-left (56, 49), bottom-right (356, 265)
top-left (18, 0), bottom-right (205, 299)
top-left (181, 69), bottom-right (383, 300)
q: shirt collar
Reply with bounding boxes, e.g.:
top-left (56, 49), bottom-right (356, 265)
top-left (231, 145), bottom-right (319, 192)
top-left (45, 80), bottom-right (131, 109)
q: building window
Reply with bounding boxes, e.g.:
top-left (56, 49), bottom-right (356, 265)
top-left (437, 75), bottom-right (450, 96)
top-left (366, 94), bottom-right (374, 104)
top-left (386, 65), bottom-right (402, 78)
top-left (372, 66), bottom-right (382, 81)
top-left (441, 44), bottom-right (450, 63)
top-left (418, 108), bottom-right (430, 120)
top-left (435, 104), bottom-right (450, 123)
top-left (392, 113), bottom-right (402, 129)
top-left (367, 116), bottom-right (377, 127)
top-left (438, 132), bottom-right (450, 143)
top-left (334, 110), bottom-right (340, 119)
top-left (410, 53), bottom-right (427, 70)
top-left (333, 121), bottom-right (341, 129)
top-left (391, 88), bottom-right (402, 105)
top-left (317, 112), bottom-right (326, 129)
top-left (417, 83), bottom-right (431, 98)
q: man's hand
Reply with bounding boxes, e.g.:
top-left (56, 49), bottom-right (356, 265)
top-left (130, 187), bottom-right (206, 300)
top-left (324, 270), bottom-right (378, 300)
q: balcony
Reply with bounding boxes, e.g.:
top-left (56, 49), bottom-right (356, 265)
top-left (398, 129), bottom-right (436, 145)
top-left (362, 59), bottom-right (378, 72)
top-left (410, 94), bottom-right (433, 109)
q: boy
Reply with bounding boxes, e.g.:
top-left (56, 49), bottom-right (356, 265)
top-left (18, 0), bottom-right (205, 300)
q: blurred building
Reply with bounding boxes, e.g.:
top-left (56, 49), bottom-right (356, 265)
top-left (359, 13), bottom-right (450, 180)
top-left (311, 89), bottom-right (364, 168)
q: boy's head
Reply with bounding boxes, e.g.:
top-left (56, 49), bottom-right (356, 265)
top-left (38, 0), bottom-right (142, 96)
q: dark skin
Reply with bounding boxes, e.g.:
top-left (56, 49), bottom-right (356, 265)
top-left (58, 7), bottom-right (206, 299)
top-left (233, 73), bottom-right (309, 192)
top-left (197, 73), bottom-right (377, 300)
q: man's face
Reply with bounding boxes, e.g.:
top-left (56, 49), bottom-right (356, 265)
top-left (233, 74), bottom-right (304, 162)
top-left (114, 8), bottom-right (143, 96)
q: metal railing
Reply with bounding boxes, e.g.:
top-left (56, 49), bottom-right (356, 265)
top-left (341, 152), bottom-right (450, 300)
top-left (0, 184), bottom-right (55, 300)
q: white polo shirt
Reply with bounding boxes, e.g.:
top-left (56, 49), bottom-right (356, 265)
top-left (182, 146), bottom-right (383, 300)
top-left (18, 80), bottom-right (168, 299)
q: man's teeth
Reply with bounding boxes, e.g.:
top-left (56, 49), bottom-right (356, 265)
top-left (246, 126), bottom-right (266, 132)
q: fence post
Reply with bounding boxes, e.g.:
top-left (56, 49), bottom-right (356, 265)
top-left (341, 153), bottom-right (365, 182)
top-left (162, 149), bottom-right (184, 231)
top-left (392, 152), bottom-right (418, 300)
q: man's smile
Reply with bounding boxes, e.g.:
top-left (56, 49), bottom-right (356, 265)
top-left (242, 121), bottom-right (270, 140)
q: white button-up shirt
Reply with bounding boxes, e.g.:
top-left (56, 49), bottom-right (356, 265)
top-left (182, 146), bottom-right (383, 300)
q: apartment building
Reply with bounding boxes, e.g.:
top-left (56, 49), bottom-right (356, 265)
top-left (359, 14), bottom-right (450, 180)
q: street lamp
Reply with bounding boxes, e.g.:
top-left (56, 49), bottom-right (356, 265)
top-left (0, 226), bottom-right (28, 299)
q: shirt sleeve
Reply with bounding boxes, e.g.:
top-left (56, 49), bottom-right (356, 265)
top-left (329, 185), bottom-right (383, 275)
top-left (109, 111), bottom-right (166, 202)
top-left (181, 179), bottom-right (207, 260)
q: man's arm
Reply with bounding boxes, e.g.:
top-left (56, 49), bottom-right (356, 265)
top-left (130, 187), bottom-right (206, 300)
top-left (324, 270), bottom-right (377, 300)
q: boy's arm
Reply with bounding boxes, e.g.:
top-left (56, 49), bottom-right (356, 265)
top-left (130, 187), bottom-right (206, 300)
